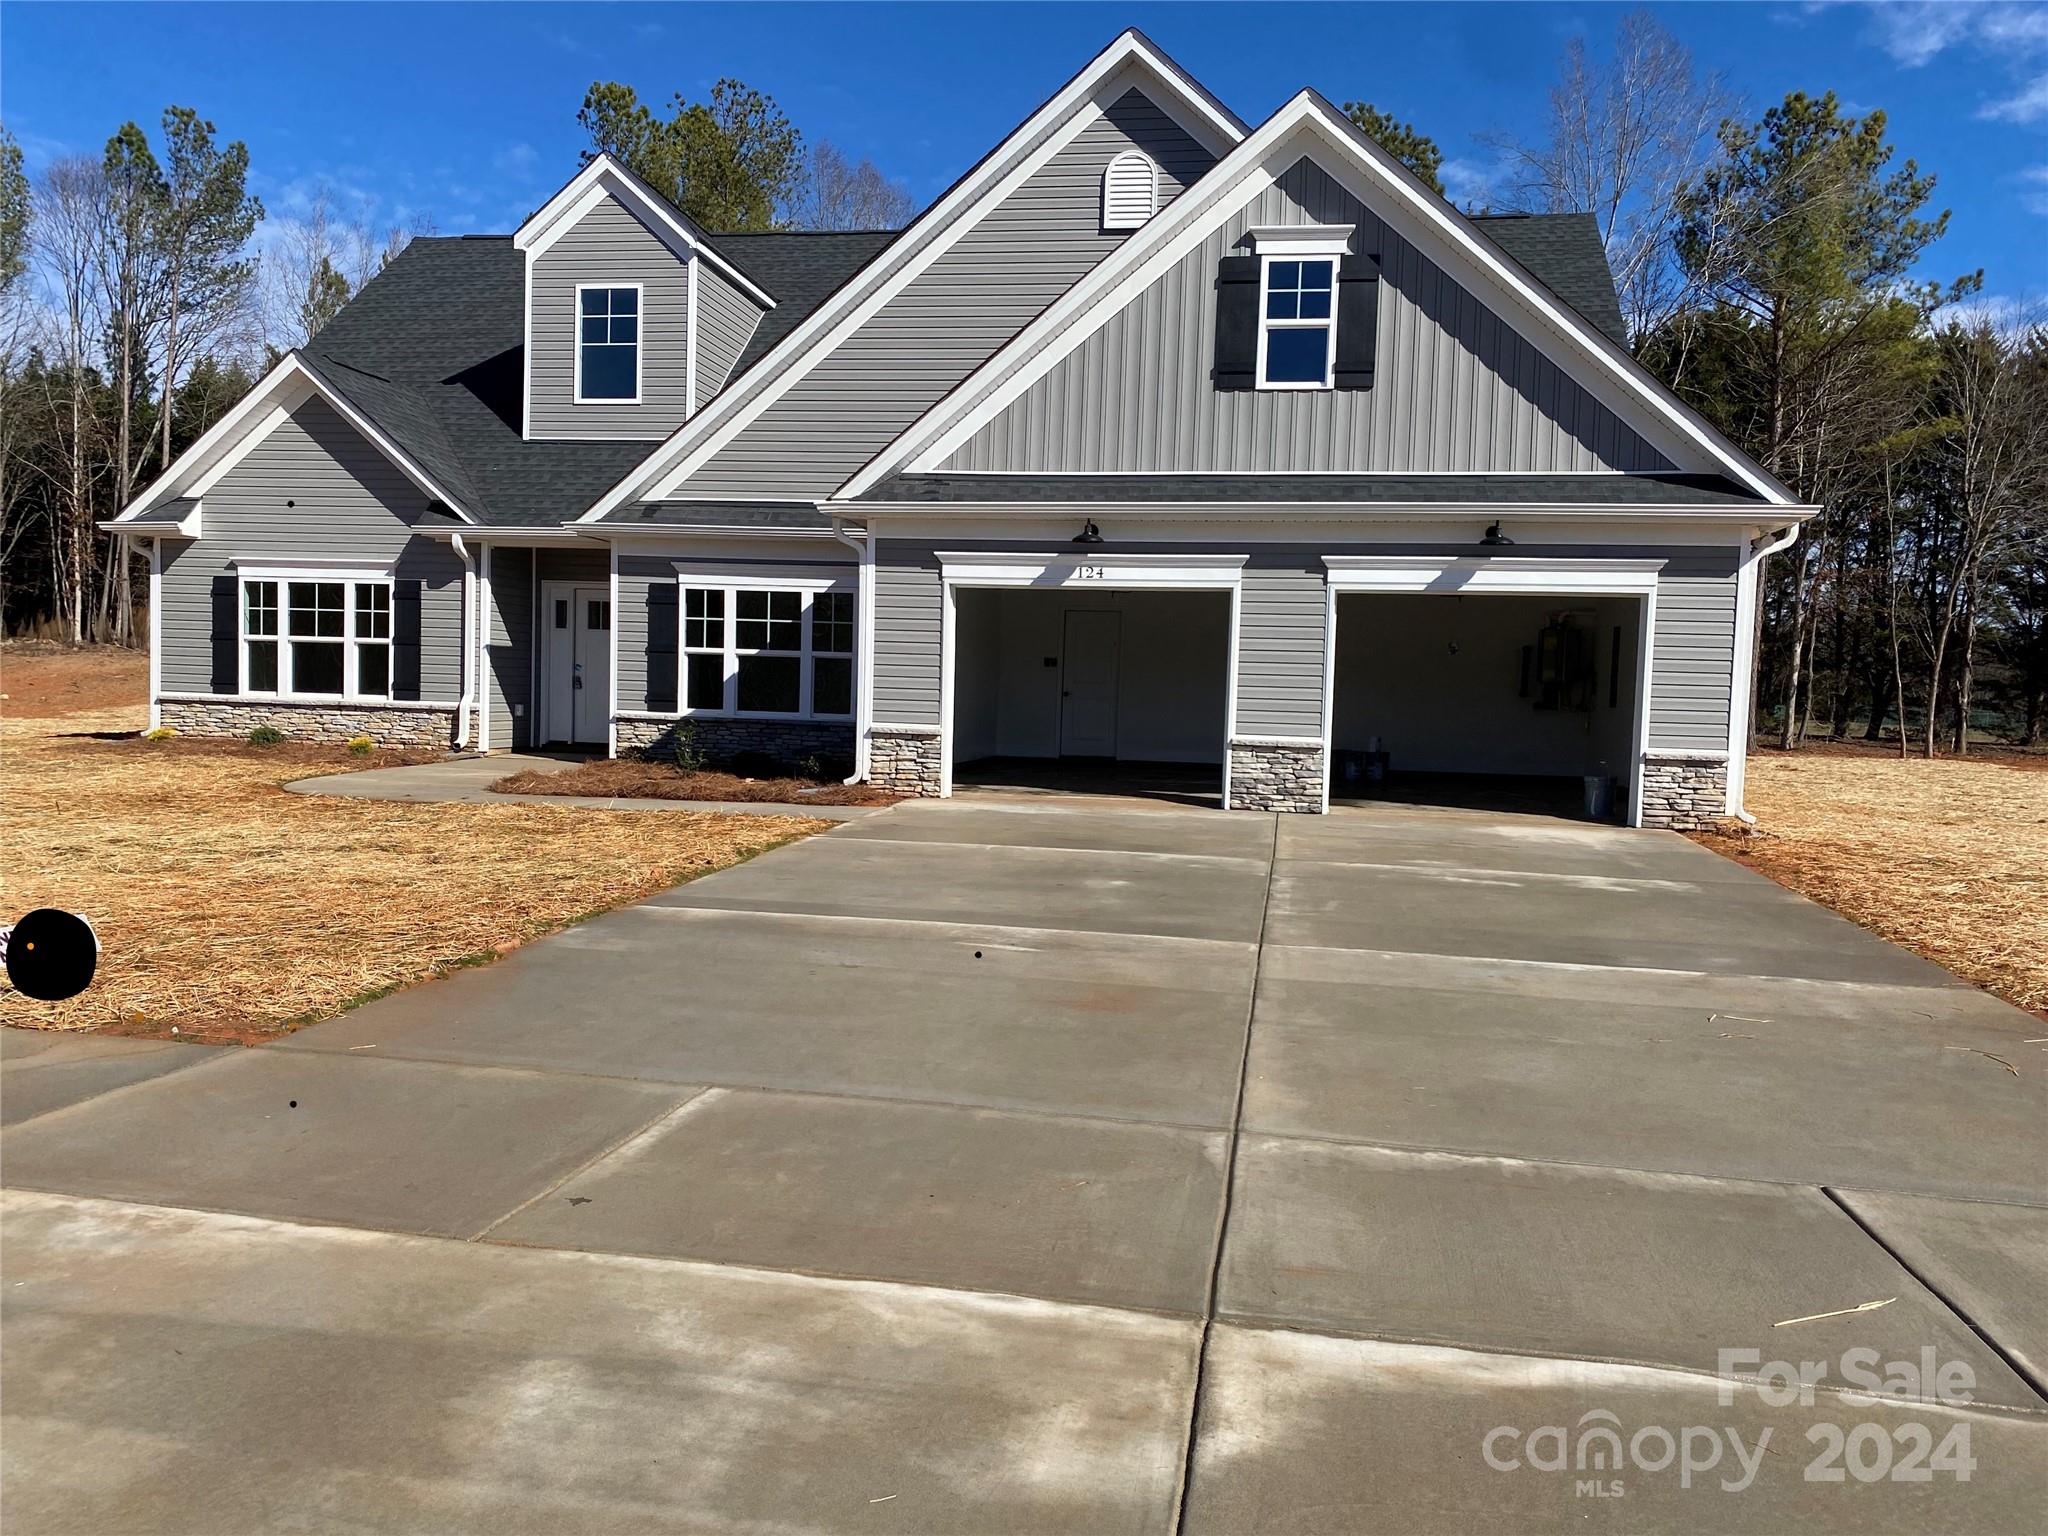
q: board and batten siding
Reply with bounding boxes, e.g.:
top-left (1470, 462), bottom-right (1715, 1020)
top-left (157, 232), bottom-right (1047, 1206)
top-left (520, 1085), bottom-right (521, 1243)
top-left (678, 89), bottom-right (1218, 498)
top-left (1646, 547), bottom-right (1739, 753)
top-left (157, 395), bottom-right (463, 701)
top-left (693, 261), bottom-right (765, 411)
top-left (485, 546), bottom-right (533, 747)
top-left (529, 194), bottom-right (692, 440)
top-left (939, 157), bottom-right (1675, 475)
top-left (615, 545), bottom-right (856, 714)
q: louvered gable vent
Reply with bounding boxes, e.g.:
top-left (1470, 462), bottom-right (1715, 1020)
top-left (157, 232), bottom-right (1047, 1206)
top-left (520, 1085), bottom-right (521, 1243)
top-left (1101, 151), bottom-right (1159, 231)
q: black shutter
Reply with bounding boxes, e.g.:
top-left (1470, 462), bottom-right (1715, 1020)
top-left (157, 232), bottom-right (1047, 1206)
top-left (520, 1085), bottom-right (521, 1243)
top-left (645, 584), bottom-right (678, 712)
top-left (1334, 254), bottom-right (1381, 390)
top-left (209, 573), bottom-right (239, 692)
top-left (391, 578), bottom-right (423, 700)
top-left (1213, 254), bottom-right (1260, 390)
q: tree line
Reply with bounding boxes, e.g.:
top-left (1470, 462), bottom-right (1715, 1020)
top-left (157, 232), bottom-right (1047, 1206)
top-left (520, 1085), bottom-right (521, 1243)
top-left (4, 23), bottom-right (2041, 752)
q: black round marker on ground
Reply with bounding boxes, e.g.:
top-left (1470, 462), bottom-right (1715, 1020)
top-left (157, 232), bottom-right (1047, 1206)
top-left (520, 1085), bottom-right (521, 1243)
top-left (3, 909), bottom-right (99, 1002)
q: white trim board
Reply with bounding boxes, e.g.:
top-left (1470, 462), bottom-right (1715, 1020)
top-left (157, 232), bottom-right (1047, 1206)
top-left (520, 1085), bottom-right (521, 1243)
top-left (578, 31), bottom-right (1248, 522)
top-left (842, 93), bottom-right (1799, 506)
top-left (1321, 555), bottom-right (1666, 595)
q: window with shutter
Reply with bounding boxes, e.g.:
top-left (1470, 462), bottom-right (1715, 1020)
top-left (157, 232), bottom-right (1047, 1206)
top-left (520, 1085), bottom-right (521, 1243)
top-left (1101, 151), bottom-right (1159, 231)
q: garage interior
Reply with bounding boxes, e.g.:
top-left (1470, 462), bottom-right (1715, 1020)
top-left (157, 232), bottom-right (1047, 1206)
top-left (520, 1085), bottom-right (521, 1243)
top-left (1331, 592), bottom-right (1641, 821)
top-left (952, 588), bottom-right (1230, 806)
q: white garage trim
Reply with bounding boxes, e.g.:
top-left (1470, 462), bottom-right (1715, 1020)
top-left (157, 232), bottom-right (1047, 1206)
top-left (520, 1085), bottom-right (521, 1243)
top-left (1321, 555), bottom-right (1661, 827)
top-left (936, 550), bottom-right (1245, 802)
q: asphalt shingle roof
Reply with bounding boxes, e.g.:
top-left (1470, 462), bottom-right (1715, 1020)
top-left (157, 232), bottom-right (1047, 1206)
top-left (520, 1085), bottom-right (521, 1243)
top-left (1470, 212), bottom-right (1629, 347)
top-left (859, 472), bottom-right (1764, 507)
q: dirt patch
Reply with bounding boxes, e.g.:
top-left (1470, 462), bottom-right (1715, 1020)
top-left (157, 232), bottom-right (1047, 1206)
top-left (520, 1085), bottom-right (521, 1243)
top-left (1, 643), bottom-right (149, 718)
top-left (1693, 752), bottom-right (2048, 1014)
top-left (495, 757), bottom-right (903, 807)
top-left (1, 656), bottom-right (827, 1041)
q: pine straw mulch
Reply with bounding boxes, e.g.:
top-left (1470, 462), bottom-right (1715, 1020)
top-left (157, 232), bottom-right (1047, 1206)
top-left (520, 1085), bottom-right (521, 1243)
top-left (1692, 750), bottom-right (2048, 1015)
top-left (495, 756), bottom-right (903, 806)
top-left (1, 702), bottom-right (825, 1043)
top-left (0, 642), bottom-right (150, 718)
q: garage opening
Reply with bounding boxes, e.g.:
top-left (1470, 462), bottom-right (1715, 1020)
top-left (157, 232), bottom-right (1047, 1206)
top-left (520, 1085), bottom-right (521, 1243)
top-left (951, 587), bottom-right (1230, 806)
top-left (1331, 592), bottom-right (1642, 821)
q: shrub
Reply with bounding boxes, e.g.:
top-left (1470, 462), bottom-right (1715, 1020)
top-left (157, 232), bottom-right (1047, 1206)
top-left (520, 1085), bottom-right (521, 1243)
top-left (141, 726), bottom-right (178, 742)
top-left (669, 721), bottom-right (706, 773)
top-left (246, 725), bottom-right (286, 747)
top-left (346, 736), bottom-right (375, 756)
top-left (797, 754), bottom-right (822, 780)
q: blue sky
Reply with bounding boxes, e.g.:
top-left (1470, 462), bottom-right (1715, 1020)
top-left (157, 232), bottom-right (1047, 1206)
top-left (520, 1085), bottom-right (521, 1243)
top-left (4, 1), bottom-right (2043, 310)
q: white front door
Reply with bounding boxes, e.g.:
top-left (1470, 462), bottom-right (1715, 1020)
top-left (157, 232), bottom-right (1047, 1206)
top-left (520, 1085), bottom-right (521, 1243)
top-left (1059, 608), bottom-right (1120, 757)
top-left (543, 583), bottom-right (612, 745)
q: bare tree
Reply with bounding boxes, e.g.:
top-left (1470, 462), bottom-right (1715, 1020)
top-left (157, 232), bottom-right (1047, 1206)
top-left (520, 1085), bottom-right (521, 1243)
top-left (31, 156), bottom-right (109, 643)
top-left (258, 187), bottom-right (430, 352)
top-left (1487, 9), bottom-right (1735, 343)
top-left (791, 141), bottom-right (914, 231)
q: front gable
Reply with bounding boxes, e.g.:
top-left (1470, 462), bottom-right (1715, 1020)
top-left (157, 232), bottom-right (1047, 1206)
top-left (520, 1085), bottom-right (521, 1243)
top-left (935, 155), bottom-right (1674, 474)
top-left (852, 96), bottom-right (1796, 505)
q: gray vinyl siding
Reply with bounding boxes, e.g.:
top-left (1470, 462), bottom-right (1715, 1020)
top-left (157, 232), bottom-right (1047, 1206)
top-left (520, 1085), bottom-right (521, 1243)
top-left (485, 546), bottom-right (532, 747)
top-left (941, 157), bottom-right (1675, 475)
top-left (615, 546), bottom-right (856, 713)
top-left (693, 261), bottom-right (766, 410)
top-left (1647, 546), bottom-right (1740, 752)
top-left (158, 395), bottom-right (463, 701)
top-left (1236, 557), bottom-right (1326, 737)
top-left (868, 537), bottom-right (1735, 754)
top-left (679, 88), bottom-right (1218, 498)
top-left (529, 193), bottom-right (690, 440)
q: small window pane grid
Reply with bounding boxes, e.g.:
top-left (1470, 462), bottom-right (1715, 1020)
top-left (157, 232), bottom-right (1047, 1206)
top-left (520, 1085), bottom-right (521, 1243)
top-left (678, 584), bottom-right (855, 720)
top-left (577, 286), bottom-right (640, 402)
top-left (1259, 258), bottom-right (1335, 389)
top-left (240, 576), bottom-right (393, 701)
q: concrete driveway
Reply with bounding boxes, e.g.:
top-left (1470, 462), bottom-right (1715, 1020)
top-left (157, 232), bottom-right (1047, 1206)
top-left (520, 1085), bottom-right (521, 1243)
top-left (4, 798), bottom-right (2044, 1533)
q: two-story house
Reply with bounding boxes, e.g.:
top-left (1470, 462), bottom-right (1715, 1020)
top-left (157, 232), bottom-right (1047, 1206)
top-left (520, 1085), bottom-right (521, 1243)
top-left (110, 31), bottom-right (1810, 827)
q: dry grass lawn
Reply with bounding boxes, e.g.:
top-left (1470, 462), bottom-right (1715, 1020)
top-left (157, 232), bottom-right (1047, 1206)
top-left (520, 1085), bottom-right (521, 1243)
top-left (1694, 748), bottom-right (2048, 1014)
top-left (1, 647), bottom-right (826, 1042)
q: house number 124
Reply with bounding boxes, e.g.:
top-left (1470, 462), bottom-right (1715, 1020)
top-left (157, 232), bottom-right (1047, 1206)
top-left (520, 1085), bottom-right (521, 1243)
top-left (1072, 565), bottom-right (1106, 580)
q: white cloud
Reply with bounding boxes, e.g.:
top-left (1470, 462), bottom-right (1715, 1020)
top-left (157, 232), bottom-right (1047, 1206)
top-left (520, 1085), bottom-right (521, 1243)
top-left (1940, 289), bottom-right (2046, 335)
top-left (1981, 71), bottom-right (2048, 122)
top-left (492, 142), bottom-right (539, 177)
top-left (2020, 163), bottom-right (2048, 216)
top-left (1867, 0), bottom-right (1979, 66)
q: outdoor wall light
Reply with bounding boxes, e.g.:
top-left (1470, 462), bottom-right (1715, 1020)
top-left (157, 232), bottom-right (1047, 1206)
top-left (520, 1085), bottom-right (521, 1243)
top-left (1480, 520), bottom-right (1516, 547)
top-left (1073, 519), bottom-right (1105, 545)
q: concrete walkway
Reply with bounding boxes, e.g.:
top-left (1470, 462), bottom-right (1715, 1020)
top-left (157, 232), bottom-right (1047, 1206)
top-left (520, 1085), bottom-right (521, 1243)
top-left (4, 798), bottom-right (2044, 1532)
top-left (285, 751), bottom-right (887, 819)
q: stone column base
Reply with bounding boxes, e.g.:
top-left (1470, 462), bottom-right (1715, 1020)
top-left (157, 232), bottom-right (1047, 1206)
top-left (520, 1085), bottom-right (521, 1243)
top-left (1228, 738), bottom-right (1326, 813)
top-left (156, 698), bottom-right (457, 749)
top-left (868, 725), bottom-right (944, 796)
top-left (1638, 754), bottom-right (1729, 829)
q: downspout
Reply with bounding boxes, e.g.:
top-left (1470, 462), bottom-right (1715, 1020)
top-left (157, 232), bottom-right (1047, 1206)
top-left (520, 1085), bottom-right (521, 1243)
top-left (831, 514), bottom-right (873, 783)
top-left (1730, 523), bottom-right (1800, 824)
top-left (450, 530), bottom-right (476, 750)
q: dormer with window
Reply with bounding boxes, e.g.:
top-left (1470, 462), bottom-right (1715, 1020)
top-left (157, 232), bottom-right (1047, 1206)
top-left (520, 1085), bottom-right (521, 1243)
top-left (514, 156), bottom-right (774, 441)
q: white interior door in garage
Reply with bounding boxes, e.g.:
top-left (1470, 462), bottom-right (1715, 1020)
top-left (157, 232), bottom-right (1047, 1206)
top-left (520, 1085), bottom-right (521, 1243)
top-left (1059, 609), bottom-right (1121, 756)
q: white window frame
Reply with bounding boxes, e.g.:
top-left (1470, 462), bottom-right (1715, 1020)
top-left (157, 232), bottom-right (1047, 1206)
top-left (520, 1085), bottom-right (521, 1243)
top-left (671, 571), bottom-right (856, 722)
top-left (574, 281), bottom-right (643, 405)
top-left (237, 565), bottom-right (395, 702)
top-left (1249, 226), bottom-right (1351, 393)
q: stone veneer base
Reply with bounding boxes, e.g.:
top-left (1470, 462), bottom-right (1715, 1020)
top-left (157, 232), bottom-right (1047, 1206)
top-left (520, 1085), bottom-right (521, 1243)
top-left (1228, 739), bottom-right (1326, 813)
top-left (868, 726), bottom-right (944, 796)
top-left (157, 698), bottom-right (456, 749)
top-left (1638, 754), bottom-right (1730, 830)
top-left (615, 716), bottom-right (855, 770)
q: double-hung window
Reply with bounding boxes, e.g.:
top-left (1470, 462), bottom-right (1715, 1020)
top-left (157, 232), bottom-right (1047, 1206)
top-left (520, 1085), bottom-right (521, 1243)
top-left (1258, 257), bottom-right (1336, 388)
top-left (675, 579), bottom-right (855, 720)
top-left (576, 284), bottom-right (640, 402)
top-left (240, 571), bottom-right (393, 700)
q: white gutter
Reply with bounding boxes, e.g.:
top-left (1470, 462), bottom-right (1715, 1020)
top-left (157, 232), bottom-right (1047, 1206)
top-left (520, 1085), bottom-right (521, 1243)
top-left (831, 515), bottom-right (875, 783)
top-left (450, 531), bottom-right (477, 749)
